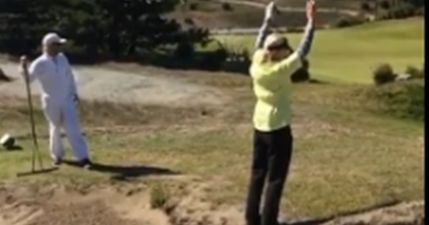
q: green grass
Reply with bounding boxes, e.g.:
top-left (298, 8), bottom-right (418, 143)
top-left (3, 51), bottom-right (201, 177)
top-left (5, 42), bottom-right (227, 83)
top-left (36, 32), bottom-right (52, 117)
top-left (150, 182), bottom-right (170, 209)
top-left (356, 79), bottom-right (425, 121)
top-left (216, 18), bottom-right (425, 84)
top-left (0, 79), bottom-right (423, 219)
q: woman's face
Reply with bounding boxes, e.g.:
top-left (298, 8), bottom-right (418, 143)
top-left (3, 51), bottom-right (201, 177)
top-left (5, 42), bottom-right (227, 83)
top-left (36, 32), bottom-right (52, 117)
top-left (269, 48), bottom-right (291, 62)
top-left (266, 37), bottom-right (292, 62)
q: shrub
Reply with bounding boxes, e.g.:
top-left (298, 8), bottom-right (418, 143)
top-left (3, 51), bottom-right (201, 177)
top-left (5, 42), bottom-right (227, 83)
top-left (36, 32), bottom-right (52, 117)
top-left (198, 48), bottom-right (228, 71)
top-left (405, 65), bottom-right (424, 79)
top-left (416, 7), bottom-right (425, 16)
top-left (291, 59), bottom-right (311, 82)
top-left (379, 0), bottom-right (390, 10)
top-left (175, 42), bottom-right (195, 59)
top-left (189, 3), bottom-right (198, 10)
top-left (334, 17), bottom-right (365, 28)
top-left (222, 49), bottom-right (251, 74)
top-left (383, 2), bottom-right (416, 19)
top-left (150, 183), bottom-right (169, 209)
top-left (361, 2), bottom-right (372, 11)
top-left (222, 3), bottom-right (233, 11)
top-left (373, 63), bottom-right (397, 86)
top-left (184, 18), bottom-right (195, 26)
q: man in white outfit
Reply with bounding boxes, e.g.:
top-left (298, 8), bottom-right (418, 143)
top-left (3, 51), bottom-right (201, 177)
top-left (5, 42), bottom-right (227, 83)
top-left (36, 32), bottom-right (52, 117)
top-left (19, 32), bottom-right (92, 169)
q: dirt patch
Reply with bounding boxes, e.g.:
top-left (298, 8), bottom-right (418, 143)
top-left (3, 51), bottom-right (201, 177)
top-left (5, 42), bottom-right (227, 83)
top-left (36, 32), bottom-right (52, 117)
top-left (160, 178), bottom-right (243, 225)
top-left (0, 181), bottom-right (424, 225)
top-left (0, 183), bottom-right (170, 225)
top-left (322, 201), bottom-right (425, 225)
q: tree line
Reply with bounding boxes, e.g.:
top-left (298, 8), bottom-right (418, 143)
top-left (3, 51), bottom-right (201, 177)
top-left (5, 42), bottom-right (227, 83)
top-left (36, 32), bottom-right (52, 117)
top-left (0, 0), bottom-right (210, 62)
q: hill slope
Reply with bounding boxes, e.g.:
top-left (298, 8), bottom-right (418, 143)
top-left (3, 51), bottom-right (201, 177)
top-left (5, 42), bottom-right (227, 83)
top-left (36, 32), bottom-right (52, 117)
top-left (168, 0), bottom-right (366, 29)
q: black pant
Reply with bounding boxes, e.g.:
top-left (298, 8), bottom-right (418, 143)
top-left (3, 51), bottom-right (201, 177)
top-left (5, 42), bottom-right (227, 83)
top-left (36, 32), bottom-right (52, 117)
top-left (245, 126), bottom-right (293, 225)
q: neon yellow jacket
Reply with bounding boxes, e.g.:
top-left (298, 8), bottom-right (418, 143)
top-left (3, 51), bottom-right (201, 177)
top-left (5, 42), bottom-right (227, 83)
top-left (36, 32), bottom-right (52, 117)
top-left (250, 50), bottom-right (302, 132)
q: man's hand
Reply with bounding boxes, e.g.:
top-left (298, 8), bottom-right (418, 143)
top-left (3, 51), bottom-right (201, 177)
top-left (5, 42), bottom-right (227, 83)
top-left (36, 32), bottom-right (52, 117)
top-left (306, 0), bottom-right (316, 23)
top-left (19, 55), bottom-right (29, 80)
top-left (264, 1), bottom-right (279, 22)
top-left (73, 94), bottom-right (80, 104)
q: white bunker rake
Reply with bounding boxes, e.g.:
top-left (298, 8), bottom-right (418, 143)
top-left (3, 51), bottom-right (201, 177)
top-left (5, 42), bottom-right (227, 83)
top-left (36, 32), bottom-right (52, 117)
top-left (17, 56), bottom-right (57, 177)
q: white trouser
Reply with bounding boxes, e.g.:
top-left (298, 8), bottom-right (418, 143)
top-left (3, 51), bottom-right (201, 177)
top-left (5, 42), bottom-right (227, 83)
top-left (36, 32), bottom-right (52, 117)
top-left (42, 98), bottom-right (89, 161)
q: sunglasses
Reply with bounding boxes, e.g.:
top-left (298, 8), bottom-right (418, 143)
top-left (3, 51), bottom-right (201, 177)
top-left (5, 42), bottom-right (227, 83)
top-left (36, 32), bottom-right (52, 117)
top-left (267, 41), bottom-right (290, 51)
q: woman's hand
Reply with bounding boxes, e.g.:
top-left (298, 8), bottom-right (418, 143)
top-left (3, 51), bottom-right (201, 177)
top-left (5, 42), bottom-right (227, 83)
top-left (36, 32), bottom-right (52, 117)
top-left (264, 1), bottom-right (278, 22)
top-left (296, 0), bottom-right (316, 59)
top-left (306, 0), bottom-right (316, 23)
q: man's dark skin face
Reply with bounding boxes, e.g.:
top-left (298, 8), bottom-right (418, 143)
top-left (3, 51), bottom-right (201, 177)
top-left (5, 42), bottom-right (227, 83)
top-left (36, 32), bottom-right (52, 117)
top-left (44, 43), bottom-right (63, 57)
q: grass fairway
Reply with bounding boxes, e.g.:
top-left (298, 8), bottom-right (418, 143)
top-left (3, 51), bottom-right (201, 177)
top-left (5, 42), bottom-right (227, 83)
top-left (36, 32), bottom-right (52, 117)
top-left (217, 18), bottom-right (425, 84)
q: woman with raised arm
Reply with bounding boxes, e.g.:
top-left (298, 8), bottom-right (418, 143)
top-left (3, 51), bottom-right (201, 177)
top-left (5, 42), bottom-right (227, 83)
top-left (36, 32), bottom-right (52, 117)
top-left (245, 1), bottom-right (316, 225)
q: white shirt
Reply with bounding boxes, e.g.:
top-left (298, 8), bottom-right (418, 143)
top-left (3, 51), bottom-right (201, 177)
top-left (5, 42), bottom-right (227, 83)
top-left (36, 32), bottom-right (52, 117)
top-left (28, 53), bottom-right (77, 103)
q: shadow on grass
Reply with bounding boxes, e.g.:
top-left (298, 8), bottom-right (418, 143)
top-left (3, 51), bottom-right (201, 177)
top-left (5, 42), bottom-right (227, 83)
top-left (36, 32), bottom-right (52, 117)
top-left (16, 167), bottom-right (59, 177)
top-left (308, 78), bottom-right (329, 84)
top-left (284, 199), bottom-right (402, 225)
top-left (63, 160), bottom-right (179, 181)
top-left (1, 145), bottom-right (23, 151)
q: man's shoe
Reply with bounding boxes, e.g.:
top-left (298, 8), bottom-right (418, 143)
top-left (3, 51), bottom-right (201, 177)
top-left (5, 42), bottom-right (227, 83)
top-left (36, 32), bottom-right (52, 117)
top-left (78, 158), bottom-right (93, 170)
top-left (52, 158), bottom-right (63, 167)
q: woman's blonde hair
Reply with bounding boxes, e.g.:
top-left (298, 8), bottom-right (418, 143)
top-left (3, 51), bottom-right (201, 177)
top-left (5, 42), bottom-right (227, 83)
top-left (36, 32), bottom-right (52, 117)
top-left (260, 33), bottom-right (291, 63)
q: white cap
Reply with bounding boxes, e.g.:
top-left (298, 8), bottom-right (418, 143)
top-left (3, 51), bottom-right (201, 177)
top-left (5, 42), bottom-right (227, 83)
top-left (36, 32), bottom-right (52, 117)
top-left (42, 32), bottom-right (67, 46)
top-left (1, 133), bottom-right (16, 149)
top-left (0, 133), bottom-right (11, 145)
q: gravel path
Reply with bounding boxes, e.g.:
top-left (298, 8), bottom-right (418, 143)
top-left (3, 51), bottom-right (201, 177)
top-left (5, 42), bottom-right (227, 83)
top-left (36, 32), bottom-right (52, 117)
top-left (0, 62), bottom-right (227, 106)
